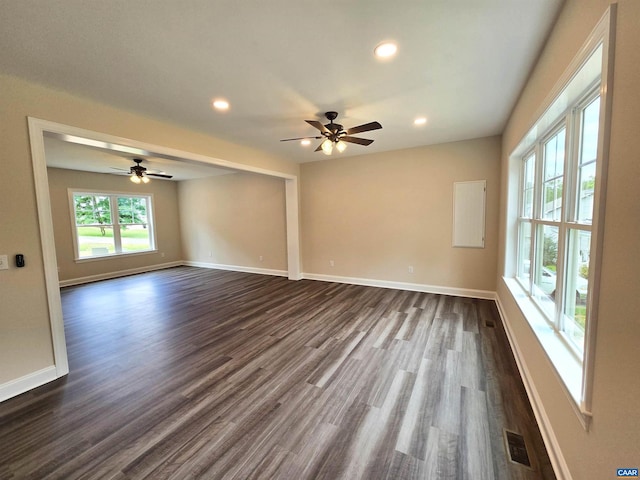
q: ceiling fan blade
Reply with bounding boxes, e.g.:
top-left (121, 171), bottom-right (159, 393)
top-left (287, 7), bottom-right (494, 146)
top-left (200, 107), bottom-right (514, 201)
top-left (314, 143), bottom-right (324, 152)
top-left (109, 166), bottom-right (130, 172)
top-left (280, 136), bottom-right (323, 142)
top-left (305, 120), bottom-right (331, 135)
top-left (345, 121), bottom-right (382, 135)
top-left (341, 136), bottom-right (374, 146)
top-left (146, 173), bottom-right (173, 179)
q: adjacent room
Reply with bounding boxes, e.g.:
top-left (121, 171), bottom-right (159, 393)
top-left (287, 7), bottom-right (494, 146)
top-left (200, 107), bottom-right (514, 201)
top-left (1, 1), bottom-right (638, 479)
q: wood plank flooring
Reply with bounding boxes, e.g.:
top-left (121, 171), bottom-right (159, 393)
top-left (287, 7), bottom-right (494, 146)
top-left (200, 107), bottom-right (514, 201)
top-left (0, 267), bottom-right (555, 479)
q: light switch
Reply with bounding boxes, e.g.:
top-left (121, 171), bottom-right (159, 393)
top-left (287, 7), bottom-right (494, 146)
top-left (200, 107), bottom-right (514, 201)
top-left (0, 255), bottom-right (8, 270)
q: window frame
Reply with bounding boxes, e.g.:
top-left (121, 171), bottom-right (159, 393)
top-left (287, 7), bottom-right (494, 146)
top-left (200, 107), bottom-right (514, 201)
top-left (505, 6), bottom-right (615, 430)
top-left (516, 88), bottom-right (600, 359)
top-left (68, 189), bottom-right (157, 262)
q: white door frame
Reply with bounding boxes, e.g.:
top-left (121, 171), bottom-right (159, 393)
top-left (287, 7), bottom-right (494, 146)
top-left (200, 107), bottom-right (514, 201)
top-left (28, 117), bottom-right (302, 378)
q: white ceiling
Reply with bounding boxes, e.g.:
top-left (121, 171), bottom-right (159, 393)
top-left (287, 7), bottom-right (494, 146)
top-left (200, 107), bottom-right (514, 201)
top-left (44, 135), bottom-right (235, 181)
top-left (1, 0), bottom-right (563, 166)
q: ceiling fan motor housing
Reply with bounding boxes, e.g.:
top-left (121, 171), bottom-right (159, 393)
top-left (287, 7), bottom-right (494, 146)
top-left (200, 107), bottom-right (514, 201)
top-left (325, 111), bottom-right (339, 121)
top-left (324, 112), bottom-right (343, 140)
top-left (130, 158), bottom-right (147, 174)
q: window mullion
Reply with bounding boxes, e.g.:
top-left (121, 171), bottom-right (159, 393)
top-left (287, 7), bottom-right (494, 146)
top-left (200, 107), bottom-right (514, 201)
top-left (553, 114), bottom-right (572, 330)
top-left (556, 223), bottom-right (568, 330)
top-left (529, 144), bottom-right (542, 296)
top-left (145, 197), bottom-right (154, 251)
top-left (567, 107), bottom-right (581, 224)
top-left (532, 143), bottom-right (543, 221)
top-left (111, 195), bottom-right (122, 253)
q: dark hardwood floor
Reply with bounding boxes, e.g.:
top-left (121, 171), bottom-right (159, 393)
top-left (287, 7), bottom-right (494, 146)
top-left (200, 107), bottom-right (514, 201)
top-left (0, 267), bottom-right (555, 479)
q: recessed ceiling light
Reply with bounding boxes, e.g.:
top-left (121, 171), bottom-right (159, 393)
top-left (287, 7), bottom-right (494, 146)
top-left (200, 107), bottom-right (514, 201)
top-left (414, 117), bottom-right (427, 126)
top-left (212, 99), bottom-right (230, 111)
top-left (300, 139), bottom-right (311, 146)
top-left (374, 42), bottom-right (397, 59)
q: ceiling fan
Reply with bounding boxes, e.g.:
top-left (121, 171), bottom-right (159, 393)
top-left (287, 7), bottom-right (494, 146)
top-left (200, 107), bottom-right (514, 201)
top-left (281, 111), bottom-right (382, 155)
top-left (111, 158), bottom-right (173, 183)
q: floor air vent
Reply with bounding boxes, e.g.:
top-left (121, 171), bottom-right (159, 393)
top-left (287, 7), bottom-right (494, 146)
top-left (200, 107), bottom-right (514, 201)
top-left (504, 429), bottom-right (532, 468)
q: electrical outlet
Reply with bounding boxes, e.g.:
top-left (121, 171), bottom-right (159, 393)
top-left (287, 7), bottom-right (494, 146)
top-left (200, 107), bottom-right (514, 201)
top-left (259, 255), bottom-right (263, 262)
top-left (329, 260), bottom-right (335, 267)
top-left (408, 266), bottom-right (414, 274)
top-left (160, 252), bottom-right (165, 258)
top-left (0, 255), bottom-right (8, 270)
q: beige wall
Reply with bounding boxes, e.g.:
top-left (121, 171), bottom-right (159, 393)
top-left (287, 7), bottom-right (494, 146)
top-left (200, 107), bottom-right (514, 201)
top-left (0, 74), bottom-right (297, 385)
top-left (498, 0), bottom-right (640, 477)
top-left (47, 168), bottom-right (182, 282)
top-left (5, 5), bottom-right (639, 475)
top-left (179, 173), bottom-right (288, 271)
top-left (301, 136), bottom-right (501, 292)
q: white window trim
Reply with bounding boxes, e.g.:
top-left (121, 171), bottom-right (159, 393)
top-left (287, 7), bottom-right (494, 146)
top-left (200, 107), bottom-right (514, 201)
top-left (505, 6), bottom-right (615, 429)
top-left (521, 89), bottom-right (599, 355)
top-left (68, 189), bottom-right (157, 261)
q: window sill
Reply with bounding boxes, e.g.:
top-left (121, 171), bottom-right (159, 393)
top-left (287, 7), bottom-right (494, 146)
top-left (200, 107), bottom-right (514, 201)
top-left (74, 249), bottom-right (158, 263)
top-left (503, 277), bottom-right (592, 430)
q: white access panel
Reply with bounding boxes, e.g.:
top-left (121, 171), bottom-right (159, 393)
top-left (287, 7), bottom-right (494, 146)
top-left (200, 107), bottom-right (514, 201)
top-left (452, 180), bottom-right (486, 248)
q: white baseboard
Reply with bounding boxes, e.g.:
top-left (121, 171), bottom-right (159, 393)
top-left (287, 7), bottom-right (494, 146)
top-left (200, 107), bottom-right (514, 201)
top-left (0, 366), bottom-right (58, 403)
top-left (184, 261), bottom-right (288, 277)
top-left (59, 261), bottom-right (183, 287)
top-left (301, 272), bottom-right (496, 300)
top-left (494, 294), bottom-right (571, 480)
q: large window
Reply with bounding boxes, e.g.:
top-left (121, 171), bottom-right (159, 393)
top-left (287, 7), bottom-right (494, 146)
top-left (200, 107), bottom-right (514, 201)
top-left (516, 92), bottom-right (599, 355)
top-left (70, 191), bottom-right (155, 260)
top-left (507, 14), bottom-right (613, 422)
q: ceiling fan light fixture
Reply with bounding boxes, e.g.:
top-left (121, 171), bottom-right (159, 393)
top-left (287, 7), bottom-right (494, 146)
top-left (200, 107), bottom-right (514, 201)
top-left (281, 112), bottom-right (381, 154)
top-left (121, 158), bottom-right (171, 182)
top-left (321, 139), bottom-right (333, 155)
